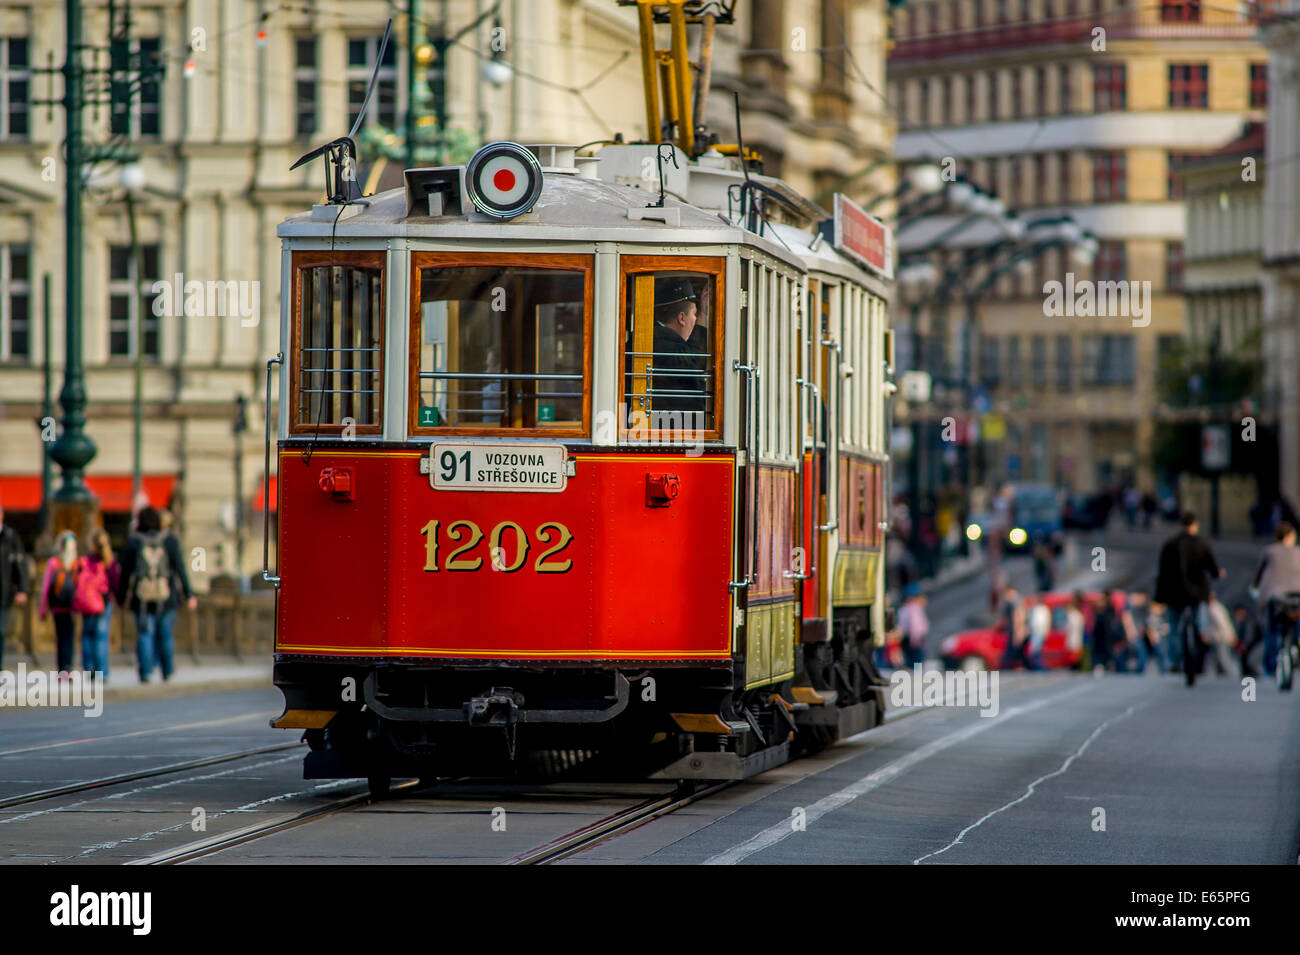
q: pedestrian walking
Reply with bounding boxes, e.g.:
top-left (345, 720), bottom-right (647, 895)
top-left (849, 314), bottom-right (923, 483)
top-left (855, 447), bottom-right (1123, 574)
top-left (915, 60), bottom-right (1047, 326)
top-left (76, 529), bottom-right (117, 679)
top-left (0, 503), bottom-right (31, 670)
top-left (1235, 602), bottom-right (1263, 678)
top-left (1125, 591), bottom-right (1158, 674)
top-left (39, 531), bottom-right (81, 675)
top-left (999, 585), bottom-right (1032, 670)
top-left (1204, 594), bottom-right (1237, 676)
top-left (1091, 590), bottom-right (1130, 674)
top-left (895, 584), bottom-right (930, 667)
top-left (116, 507), bottom-right (196, 683)
top-left (1065, 592), bottom-right (1087, 668)
top-left (1027, 599), bottom-right (1050, 670)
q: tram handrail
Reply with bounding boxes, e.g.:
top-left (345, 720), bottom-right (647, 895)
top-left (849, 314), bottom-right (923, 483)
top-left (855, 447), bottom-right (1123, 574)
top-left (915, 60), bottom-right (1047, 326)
top-left (262, 353), bottom-right (282, 588)
top-left (730, 359), bottom-right (758, 592)
top-left (819, 336), bottom-right (841, 534)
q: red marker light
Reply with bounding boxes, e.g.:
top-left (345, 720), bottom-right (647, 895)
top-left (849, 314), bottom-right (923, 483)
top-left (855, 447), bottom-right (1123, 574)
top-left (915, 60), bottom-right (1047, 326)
top-left (493, 168), bottom-right (516, 191)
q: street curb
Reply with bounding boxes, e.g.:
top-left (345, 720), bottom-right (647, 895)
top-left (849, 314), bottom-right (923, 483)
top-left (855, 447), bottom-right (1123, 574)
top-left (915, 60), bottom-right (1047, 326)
top-left (103, 674), bottom-right (272, 703)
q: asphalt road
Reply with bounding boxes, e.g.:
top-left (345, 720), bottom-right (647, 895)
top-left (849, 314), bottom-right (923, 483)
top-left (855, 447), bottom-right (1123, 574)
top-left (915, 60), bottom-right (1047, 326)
top-left (1, 529), bottom-right (1295, 865)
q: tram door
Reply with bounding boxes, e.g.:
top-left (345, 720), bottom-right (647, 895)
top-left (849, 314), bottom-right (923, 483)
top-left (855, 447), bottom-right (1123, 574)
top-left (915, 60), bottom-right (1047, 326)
top-left (798, 280), bottom-right (835, 641)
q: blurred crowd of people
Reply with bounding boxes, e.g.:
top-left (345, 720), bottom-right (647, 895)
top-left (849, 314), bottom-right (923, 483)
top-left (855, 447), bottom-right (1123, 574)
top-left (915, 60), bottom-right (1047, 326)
top-left (0, 504), bottom-right (196, 683)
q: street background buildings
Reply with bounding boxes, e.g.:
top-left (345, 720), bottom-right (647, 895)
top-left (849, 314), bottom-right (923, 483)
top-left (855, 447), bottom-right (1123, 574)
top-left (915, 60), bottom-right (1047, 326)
top-left (0, 0), bottom-right (894, 587)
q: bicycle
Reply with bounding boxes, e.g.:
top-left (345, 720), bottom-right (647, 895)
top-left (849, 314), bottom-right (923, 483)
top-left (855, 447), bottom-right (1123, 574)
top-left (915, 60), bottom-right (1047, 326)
top-left (1275, 593), bottom-right (1300, 692)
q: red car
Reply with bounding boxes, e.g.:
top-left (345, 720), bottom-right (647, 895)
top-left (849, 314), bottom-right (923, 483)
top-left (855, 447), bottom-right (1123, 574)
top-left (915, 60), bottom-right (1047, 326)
top-left (935, 590), bottom-right (1125, 671)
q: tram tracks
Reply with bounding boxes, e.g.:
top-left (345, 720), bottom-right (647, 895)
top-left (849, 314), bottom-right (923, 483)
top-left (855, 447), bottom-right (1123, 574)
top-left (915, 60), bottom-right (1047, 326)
top-left (130, 777), bottom-right (735, 866)
top-left (0, 741), bottom-right (306, 811)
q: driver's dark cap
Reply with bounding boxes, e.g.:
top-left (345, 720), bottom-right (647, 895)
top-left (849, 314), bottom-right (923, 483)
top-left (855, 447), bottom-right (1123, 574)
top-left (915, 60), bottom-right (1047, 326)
top-left (655, 277), bottom-right (697, 308)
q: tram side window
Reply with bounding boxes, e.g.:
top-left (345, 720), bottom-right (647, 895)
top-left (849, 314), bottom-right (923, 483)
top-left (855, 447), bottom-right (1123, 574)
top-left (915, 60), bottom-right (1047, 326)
top-left (295, 258), bottom-right (384, 433)
top-left (622, 265), bottom-right (720, 437)
top-left (413, 260), bottom-right (589, 433)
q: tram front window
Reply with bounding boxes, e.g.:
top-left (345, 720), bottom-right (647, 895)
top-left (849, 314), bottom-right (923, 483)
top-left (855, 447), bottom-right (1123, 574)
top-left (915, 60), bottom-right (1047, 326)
top-left (621, 263), bottom-right (721, 438)
top-left (412, 257), bottom-right (590, 435)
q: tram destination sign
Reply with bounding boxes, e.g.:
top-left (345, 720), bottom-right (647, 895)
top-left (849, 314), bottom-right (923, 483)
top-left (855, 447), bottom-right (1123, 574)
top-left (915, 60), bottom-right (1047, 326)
top-left (428, 443), bottom-right (569, 492)
top-left (832, 193), bottom-right (893, 281)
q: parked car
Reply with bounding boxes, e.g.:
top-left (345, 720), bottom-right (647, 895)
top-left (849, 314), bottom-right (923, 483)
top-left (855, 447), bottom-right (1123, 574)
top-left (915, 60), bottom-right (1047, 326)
top-left (936, 590), bottom-right (1126, 671)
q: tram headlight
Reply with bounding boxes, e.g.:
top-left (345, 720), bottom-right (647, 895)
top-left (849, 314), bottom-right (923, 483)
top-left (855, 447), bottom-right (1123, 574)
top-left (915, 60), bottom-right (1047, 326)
top-left (1008, 527), bottom-right (1028, 547)
top-left (966, 523), bottom-right (982, 542)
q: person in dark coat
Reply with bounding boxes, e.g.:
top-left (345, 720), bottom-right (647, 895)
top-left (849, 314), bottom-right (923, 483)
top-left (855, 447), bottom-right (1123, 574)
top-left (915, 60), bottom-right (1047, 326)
top-left (1153, 511), bottom-right (1225, 672)
top-left (116, 506), bottom-right (196, 682)
top-left (0, 504), bottom-right (31, 669)
top-left (650, 277), bottom-right (707, 417)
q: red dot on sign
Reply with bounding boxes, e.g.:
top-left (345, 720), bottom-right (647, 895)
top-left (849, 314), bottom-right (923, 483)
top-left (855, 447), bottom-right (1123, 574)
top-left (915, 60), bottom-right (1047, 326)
top-left (492, 168), bottom-right (516, 191)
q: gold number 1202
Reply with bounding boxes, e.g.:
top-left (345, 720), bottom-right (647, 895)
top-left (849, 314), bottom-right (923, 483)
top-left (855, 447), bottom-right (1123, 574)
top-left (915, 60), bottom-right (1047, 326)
top-left (420, 519), bottom-right (574, 574)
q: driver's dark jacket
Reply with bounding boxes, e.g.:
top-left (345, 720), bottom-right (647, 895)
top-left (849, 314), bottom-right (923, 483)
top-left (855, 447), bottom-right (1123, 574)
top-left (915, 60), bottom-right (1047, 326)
top-left (651, 323), bottom-right (706, 413)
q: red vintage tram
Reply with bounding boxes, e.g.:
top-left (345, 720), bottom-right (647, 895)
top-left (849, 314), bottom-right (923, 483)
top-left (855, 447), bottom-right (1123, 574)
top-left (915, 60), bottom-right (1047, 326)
top-left (267, 5), bottom-right (894, 790)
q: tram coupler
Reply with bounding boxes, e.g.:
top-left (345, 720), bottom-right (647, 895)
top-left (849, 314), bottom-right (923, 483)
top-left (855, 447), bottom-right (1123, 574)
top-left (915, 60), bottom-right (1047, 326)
top-left (465, 687), bottom-right (522, 758)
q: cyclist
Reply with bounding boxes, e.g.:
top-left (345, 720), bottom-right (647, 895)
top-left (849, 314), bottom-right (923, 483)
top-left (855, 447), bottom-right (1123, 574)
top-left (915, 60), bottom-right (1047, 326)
top-left (1249, 520), bottom-right (1300, 677)
top-left (1153, 511), bottom-right (1225, 677)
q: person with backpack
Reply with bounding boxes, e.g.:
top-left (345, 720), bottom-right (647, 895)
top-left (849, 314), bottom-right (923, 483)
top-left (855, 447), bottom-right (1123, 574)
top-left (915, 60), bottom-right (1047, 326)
top-left (116, 507), bottom-right (196, 683)
top-left (39, 531), bottom-right (81, 676)
top-left (75, 529), bottom-right (117, 680)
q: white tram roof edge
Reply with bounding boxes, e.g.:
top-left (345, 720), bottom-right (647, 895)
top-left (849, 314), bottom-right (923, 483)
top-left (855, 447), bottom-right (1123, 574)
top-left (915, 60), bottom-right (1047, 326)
top-left (277, 168), bottom-right (891, 300)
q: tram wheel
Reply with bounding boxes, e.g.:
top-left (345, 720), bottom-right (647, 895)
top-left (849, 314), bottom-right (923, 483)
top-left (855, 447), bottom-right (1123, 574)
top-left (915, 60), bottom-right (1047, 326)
top-left (367, 775), bottom-right (392, 800)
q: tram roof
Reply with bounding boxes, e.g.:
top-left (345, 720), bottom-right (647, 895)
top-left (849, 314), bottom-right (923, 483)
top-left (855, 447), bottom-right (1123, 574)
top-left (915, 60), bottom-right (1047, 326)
top-left (278, 171), bottom-right (889, 299)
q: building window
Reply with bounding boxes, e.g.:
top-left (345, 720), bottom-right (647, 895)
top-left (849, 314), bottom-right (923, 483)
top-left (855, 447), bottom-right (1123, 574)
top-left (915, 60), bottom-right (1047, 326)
top-left (1083, 334), bottom-right (1135, 385)
top-left (0, 37), bottom-right (28, 139)
top-left (987, 71), bottom-right (999, 121)
top-left (1092, 150), bottom-right (1126, 201)
top-left (928, 1), bottom-right (940, 34)
top-left (1055, 334), bottom-right (1072, 391)
top-left (1166, 152), bottom-right (1199, 199)
top-left (1161, 0), bottom-right (1201, 20)
top-left (1169, 64), bottom-right (1208, 108)
top-left (108, 243), bottom-right (162, 360)
top-left (940, 76), bottom-right (952, 125)
top-left (1059, 64), bottom-right (1072, 115)
top-left (982, 336), bottom-right (1000, 388)
top-left (918, 78), bottom-right (930, 126)
top-left (966, 73), bottom-right (977, 122)
top-left (1166, 241), bottom-right (1184, 292)
top-left (1093, 64), bottom-right (1126, 111)
top-left (294, 38), bottom-right (318, 138)
top-left (1094, 240), bottom-right (1127, 283)
top-left (1034, 154), bottom-right (1048, 205)
top-left (348, 35), bottom-right (398, 131)
top-left (1012, 69), bottom-right (1023, 119)
top-left (1021, 0), bottom-right (1033, 19)
top-left (1, 244), bottom-right (30, 361)
top-left (996, 0), bottom-right (1009, 21)
top-left (109, 37), bottom-right (161, 138)
top-left (1031, 335), bottom-right (1047, 388)
top-left (1250, 63), bottom-right (1268, 108)
top-left (1006, 336), bottom-right (1022, 385)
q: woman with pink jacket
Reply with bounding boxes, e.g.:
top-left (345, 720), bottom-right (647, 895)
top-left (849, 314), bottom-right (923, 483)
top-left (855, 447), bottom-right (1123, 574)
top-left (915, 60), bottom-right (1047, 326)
top-left (76, 530), bottom-right (116, 679)
top-left (38, 531), bottom-right (80, 675)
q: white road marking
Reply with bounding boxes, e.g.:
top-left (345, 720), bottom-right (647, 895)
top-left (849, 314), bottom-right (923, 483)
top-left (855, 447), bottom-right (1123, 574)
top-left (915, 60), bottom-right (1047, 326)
top-left (0, 712), bottom-right (275, 758)
top-left (702, 681), bottom-right (1091, 865)
top-left (912, 700), bottom-right (1145, 864)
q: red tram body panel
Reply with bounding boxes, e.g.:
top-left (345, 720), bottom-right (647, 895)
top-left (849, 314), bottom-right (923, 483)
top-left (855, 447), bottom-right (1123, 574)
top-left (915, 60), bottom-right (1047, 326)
top-left (276, 449), bottom-right (734, 661)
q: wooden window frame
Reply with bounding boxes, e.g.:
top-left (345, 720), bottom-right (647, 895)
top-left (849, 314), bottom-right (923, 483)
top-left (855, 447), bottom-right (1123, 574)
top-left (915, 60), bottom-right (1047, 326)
top-left (290, 249), bottom-right (386, 436)
top-left (618, 254), bottom-right (725, 444)
top-left (407, 251), bottom-right (593, 439)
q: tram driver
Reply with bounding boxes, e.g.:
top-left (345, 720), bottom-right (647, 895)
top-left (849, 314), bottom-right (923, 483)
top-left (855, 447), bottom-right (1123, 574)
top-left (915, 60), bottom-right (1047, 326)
top-left (651, 276), bottom-right (707, 417)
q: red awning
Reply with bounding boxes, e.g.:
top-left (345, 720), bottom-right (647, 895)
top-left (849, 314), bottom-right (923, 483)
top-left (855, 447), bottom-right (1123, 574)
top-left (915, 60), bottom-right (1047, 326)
top-left (252, 476), bottom-right (278, 513)
top-left (0, 475), bottom-right (177, 513)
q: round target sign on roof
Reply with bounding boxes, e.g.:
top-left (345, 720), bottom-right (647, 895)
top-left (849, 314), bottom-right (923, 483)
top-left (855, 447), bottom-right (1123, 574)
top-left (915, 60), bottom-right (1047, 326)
top-left (464, 142), bottom-right (544, 219)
